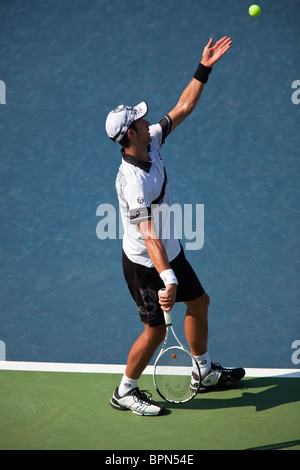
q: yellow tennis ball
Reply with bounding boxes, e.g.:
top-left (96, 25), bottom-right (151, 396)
top-left (249, 5), bottom-right (261, 17)
top-left (172, 354), bottom-right (176, 359)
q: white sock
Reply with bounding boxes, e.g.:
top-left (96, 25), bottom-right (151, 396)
top-left (118, 374), bottom-right (139, 397)
top-left (194, 352), bottom-right (211, 378)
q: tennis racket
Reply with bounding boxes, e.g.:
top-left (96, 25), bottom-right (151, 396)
top-left (153, 289), bottom-right (200, 403)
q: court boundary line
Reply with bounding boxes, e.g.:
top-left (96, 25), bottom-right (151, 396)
top-left (0, 361), bottom-right (299, 377)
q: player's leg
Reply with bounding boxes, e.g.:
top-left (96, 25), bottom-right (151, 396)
top-left (110, 323), bottom-right (166, 416)
top-left (185, 293), bottom-right (245, 392)
top-left (184, 292), bottom-right (210, 357)
top-left (125, 323), bottom-right (166, 380)
top-left (111, 251), bottom-right (167, 414)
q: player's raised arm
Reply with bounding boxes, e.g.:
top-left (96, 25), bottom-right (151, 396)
top-left (168, 36), bottom-right (232, 133)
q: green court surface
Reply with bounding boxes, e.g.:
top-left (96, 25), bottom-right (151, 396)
top-left (0, 370), bottom-right (299, 451)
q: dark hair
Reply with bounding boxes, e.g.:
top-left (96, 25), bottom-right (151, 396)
top-left (119, 121), bottom-right (137, 148)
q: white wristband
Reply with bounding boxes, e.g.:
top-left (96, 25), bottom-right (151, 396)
top-left (159, 269), bottom-right (178, 286)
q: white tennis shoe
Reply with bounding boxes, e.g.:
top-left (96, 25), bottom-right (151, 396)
top-left (110, 387), bottom-right (165, 416)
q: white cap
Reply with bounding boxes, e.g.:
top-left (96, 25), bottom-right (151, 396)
top-left (105, 101), bottom-right (148, 143)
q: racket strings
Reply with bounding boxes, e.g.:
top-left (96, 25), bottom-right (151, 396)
top-left (154, 347), bottom-right (197, 403)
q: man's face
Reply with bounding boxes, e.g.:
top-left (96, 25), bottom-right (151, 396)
top-left (132, 118), bottom-right (151, 145)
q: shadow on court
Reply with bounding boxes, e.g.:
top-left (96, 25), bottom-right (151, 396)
top-left (165, 377), bottom-right (300, 413)
top-left (246, 439), bottom-right (300, 450)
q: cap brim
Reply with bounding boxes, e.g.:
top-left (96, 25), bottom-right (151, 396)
top-left (133, 101), bottom-right (148, 121)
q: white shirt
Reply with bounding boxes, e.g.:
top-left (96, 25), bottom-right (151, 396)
top-left (116, 116), bottom-right (181, 267)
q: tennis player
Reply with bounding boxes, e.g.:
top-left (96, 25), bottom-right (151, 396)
top-left (105, 37), bottom-right (245, 416)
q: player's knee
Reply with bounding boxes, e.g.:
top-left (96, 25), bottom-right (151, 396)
top-left (157, 324), bottom-right (167, 343)
top-left (186, 291), bottom-right (210, 317)
top-left (202, 291), bottom-right (210, 309)
top-left (149, 324), bottom-right (166, 344)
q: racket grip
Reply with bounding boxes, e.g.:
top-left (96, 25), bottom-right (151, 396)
top-left (163, 310), bottom-right (172, 326)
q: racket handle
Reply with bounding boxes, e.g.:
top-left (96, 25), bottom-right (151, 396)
top-left (163, 310), bottom-right (172, 326)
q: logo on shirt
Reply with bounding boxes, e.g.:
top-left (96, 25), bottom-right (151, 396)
top-left (137, 197), bottom-right (144, 204)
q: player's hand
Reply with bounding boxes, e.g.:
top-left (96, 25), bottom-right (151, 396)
top-left (158, 284), bottom-right (177, 312)
top-left (201, 36), bottom-right (232, 68)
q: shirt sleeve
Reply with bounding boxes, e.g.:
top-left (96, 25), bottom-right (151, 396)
top-left (124, 181), bottom-right (152, 225)
top-left (149, 114), bottom-right (172, 148)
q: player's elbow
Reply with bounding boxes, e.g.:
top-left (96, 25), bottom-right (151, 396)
top-left (139, 220), bottom-right (159, 241)
top-left (186, 100), bottom-right (198, 116)
top-left (178, 101), bottom-right (193, 118)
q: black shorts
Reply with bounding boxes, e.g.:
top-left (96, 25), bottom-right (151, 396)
top-left (122, 247), bottom-right (205, 327)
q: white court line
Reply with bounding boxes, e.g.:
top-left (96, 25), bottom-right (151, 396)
top-left (0, 361), bottom-right (299, 378)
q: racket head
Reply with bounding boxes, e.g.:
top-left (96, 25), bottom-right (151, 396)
top-left (153, 346), bottom-right (200, 403)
